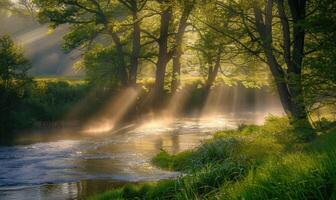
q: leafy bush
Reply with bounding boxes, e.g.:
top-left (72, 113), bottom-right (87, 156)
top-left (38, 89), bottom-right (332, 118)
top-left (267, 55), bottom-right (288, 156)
top-left (26, 81), bottom-right (87, 122)
top-left (0, 35), bottom-right (32, 140)
top-left (152, 138), bottom-right (238, 172)
top-left (83, 45), bottom-right (128, 89)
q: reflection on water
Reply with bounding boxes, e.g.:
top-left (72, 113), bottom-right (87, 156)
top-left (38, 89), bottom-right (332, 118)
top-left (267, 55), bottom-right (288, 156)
top-left (0, 114), bottom-right (280, 200)
top-left (0, 180), bottom-right (126, 200)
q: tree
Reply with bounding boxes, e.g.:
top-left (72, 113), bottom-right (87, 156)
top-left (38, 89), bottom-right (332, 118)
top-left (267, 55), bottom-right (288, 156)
top-left (191, 1), bottom-right (256, 91)
top-left (303, 0), bottom-right (336, 118)
top-left (153, 1), bottom-right (173, 98)
top-left (118, 0), bottom-right (147, 85)
top-left (0, 35), bottom-right (31, 135)
top-left (210, 0), bottom-right (319, 131)
top-left (0, 0), bottom-right (12, 12)
top-left (144, 0), bottom-right (197, 98)
top-left (193, 30), bottom-right (223, 90)
top-left (191, 2), bottom-right (227, 91)
top-left (251, 0), bottom-right (308, 123)
top-left (82, 45), bottom-right (126, 89)
top-left (171, 0), bottom-right (196, 93)
top-left (34, 0), bottom-right (149, 86)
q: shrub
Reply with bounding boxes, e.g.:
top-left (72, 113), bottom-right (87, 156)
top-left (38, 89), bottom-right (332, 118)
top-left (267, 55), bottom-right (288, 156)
top-left (152, 138), bottom-right (238, 172)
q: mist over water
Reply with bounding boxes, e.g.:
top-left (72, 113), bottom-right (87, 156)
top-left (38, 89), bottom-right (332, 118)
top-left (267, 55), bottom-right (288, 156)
top-left (201, 84), bottom-right (283, 122)
top-left (83, 84), bottom-right (283, 137)
top-left (0, 84), bottom-right (284, 199)
top-left (83, 87), bottom-right (141, 134)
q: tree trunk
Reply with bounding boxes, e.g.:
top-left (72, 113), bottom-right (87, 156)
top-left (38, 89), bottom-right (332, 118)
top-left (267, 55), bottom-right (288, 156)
top-left (98, 4), bottom-right (129, 86)
top-left (171, 2), bottom-right (194, 93)
top-left (253, 0), bottom-right (310, 124)
top-left (287, 0), bottom-right (307, 121)
top-left (129, 8), bottom-right (141, 85)
top-left (154, 6), bottom-right (172, 99)
top-left (205, 49), bottom-right (221, 91)
top-left (110, 32), bottom-right (128, 86)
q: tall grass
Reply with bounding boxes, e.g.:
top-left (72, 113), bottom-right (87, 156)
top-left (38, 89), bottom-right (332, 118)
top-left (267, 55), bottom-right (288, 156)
top-left (219, 151), bottom-right (336, 199)
top-left (90, 117), bottom-right (336, 200)
top-left (152, 138), bottom-right (238, 172)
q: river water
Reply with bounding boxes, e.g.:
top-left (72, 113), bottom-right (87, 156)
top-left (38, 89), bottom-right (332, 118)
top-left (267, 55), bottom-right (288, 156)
top-left (0, 113), bottom-right (279, 200)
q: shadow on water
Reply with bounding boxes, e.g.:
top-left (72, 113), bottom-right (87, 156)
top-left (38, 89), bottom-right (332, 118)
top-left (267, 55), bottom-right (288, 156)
top-left (0, 180), bottom-right (127, 200)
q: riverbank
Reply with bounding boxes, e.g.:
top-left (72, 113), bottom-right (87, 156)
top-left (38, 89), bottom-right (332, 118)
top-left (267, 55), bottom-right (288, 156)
top-left (91, 116), bottom-right (336, 200)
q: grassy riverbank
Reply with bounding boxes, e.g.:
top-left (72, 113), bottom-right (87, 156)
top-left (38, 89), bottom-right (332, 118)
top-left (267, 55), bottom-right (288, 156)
top-left (90, 116), bottom-right (336, 200)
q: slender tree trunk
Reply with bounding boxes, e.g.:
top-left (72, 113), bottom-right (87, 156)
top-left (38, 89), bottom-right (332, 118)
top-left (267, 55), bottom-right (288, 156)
top-left (171, 2), bottom-right (194, 93)
top-left (205, 49), bottom-right (221, 91)
top-left (154, 6), bottom-right (172, 99)
top-left (129, 8), bottom-right (141, 85)
top-left (110, 32), bottom-right (128, 86)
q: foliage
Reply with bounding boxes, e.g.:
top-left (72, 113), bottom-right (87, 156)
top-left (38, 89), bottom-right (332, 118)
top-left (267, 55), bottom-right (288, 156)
top-left (0, 35), bottom-right (89, 141)
top-left (82, 45), bottom-right (128, 89)
top-left (0, 35), bottom-right (31, 138)
top-left (25, 81), bottom-right (87, 122)
top-left (303, 0), bottom-right (336, 113)
top-left (152, 137), bottom-right (237, 172)
top-left (0, 74), bottom-right (88, 143)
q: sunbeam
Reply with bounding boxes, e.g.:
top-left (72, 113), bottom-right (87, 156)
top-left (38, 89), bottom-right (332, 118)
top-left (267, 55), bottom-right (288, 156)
top-left (200, 84), bottom-right (284, 124)
top-left (83, 87), bottom-right (141, 135)
top-left (162, 85), bottom-right (194, 119)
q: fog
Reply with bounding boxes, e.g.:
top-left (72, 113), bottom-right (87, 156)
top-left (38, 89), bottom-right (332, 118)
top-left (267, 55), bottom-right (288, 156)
top-left (0, 12), bottom-right (79, 76)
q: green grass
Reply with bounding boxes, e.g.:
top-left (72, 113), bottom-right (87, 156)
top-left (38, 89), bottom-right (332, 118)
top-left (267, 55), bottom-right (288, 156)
top-left (218, 130), bottom-right (336, 200)
top-left (90, 116), bottom-right (336, 200)
top-left (222, 153), bottom-right (336, 200)
top-left (33, 75), bottom-right (86, 85)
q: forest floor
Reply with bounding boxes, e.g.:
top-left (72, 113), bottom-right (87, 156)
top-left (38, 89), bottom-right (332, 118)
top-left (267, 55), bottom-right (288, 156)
top-left (90, 116), bottom-right (336, 200)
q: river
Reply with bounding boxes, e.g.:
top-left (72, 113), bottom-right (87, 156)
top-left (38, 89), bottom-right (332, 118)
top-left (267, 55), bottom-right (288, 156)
top-left (0, 113), bottom-right (278, 200)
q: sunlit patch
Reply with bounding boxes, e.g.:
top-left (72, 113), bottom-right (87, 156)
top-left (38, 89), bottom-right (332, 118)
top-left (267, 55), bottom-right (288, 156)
top-left (83, 120), bottom-right (115, 135)
top-left (82, 87), bottom-right (141, 135)
top-left (135, 119), bottom-right (172, 134)
top-left (198, 115), bottom-right (234, 130)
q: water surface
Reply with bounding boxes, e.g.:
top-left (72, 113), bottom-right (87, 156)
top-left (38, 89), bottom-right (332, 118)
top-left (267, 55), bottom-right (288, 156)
top-left (0, 114), bottom-right (272, 200)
